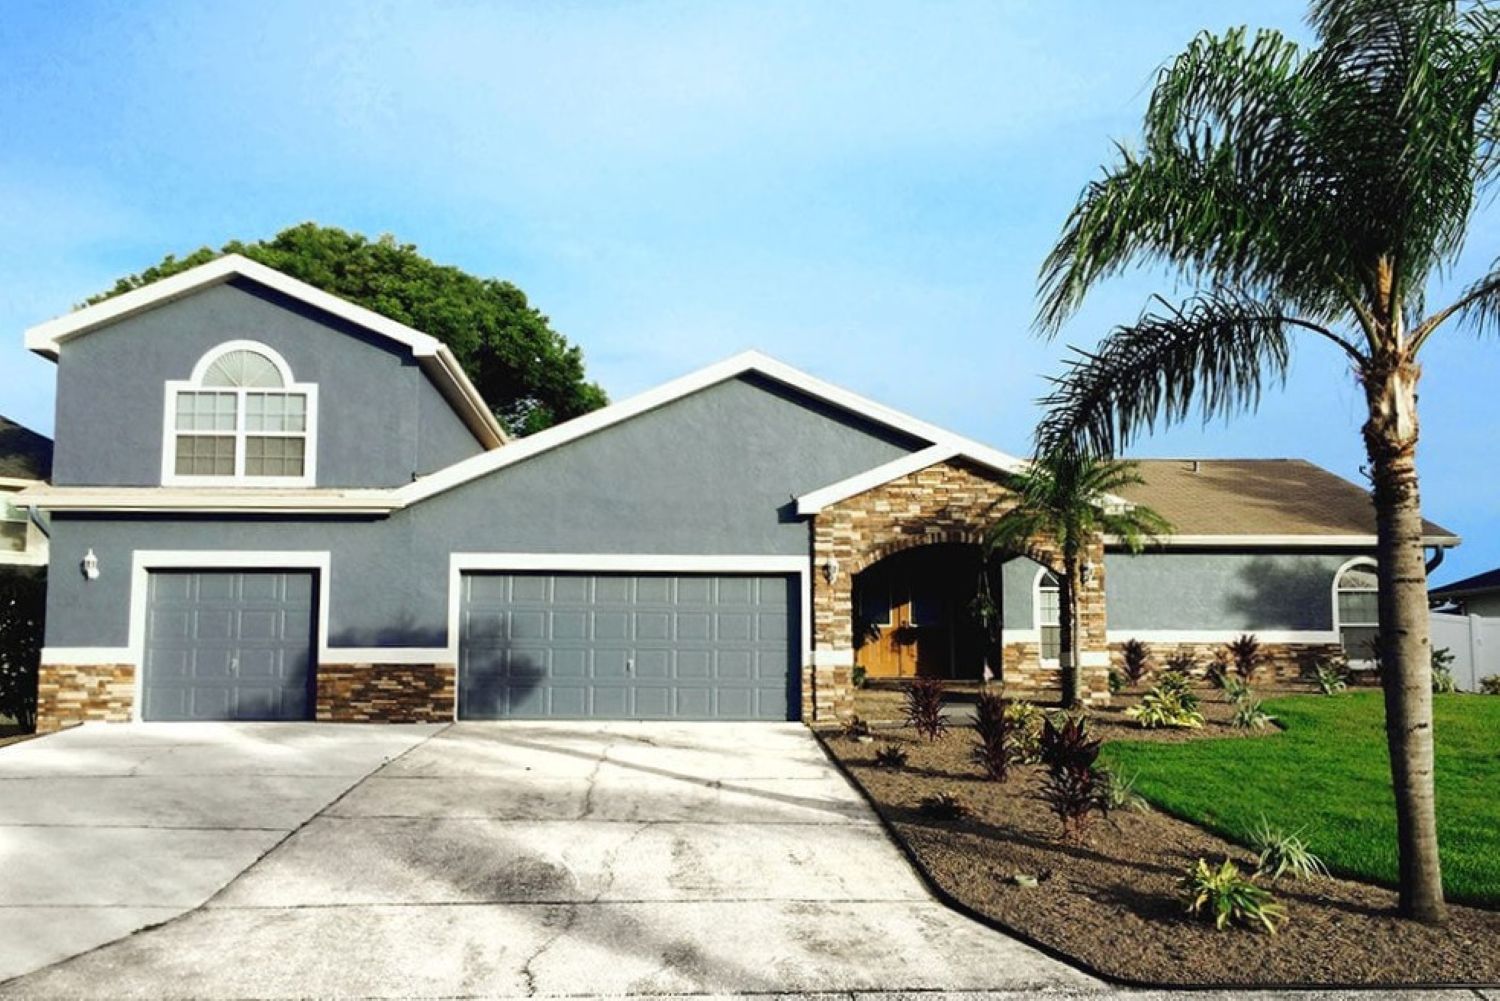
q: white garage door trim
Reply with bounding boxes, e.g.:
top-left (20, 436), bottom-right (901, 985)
top-left (125, 550), bottom-right (332, 722)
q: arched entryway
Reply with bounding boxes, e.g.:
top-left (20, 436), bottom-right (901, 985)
top-left (853, 543), bottom-right (991, 681)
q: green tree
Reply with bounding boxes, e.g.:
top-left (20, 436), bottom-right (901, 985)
top-left (986, 452), bottom-right (1169, 706)
top-left (1032, 1), bottom-right (1499, 922)
top-left (91, 223), bottom-right (607, 436)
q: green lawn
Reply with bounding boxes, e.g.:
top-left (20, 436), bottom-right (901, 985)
top-left (1100, 691), bottom-right (1500, 907)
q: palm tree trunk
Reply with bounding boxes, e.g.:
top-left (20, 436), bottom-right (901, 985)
top-left (1058, 553), bottom-right (1081, 707)
top-left (1364, 355), bottom-right (1447, 924)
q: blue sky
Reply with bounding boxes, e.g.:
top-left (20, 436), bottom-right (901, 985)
top-left (1, 1), bottom-right (1495, 583)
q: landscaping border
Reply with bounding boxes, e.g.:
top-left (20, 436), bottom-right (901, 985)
top-left (810, 727), bottom-right (1495, 993)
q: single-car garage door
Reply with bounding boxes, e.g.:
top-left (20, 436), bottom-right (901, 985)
top-left (143, 570), bottom-right (317, 721)
top-left (459, 572), bottom-right (797, 720)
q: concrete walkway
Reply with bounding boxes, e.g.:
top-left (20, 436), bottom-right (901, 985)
top-left (0, 721), bottom-right (439, 982)
top-left (1, 721), bottom-right (1098, 998)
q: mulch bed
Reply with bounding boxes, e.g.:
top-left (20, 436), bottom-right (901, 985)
top-left (820, 702), bottom-right (1500, 987)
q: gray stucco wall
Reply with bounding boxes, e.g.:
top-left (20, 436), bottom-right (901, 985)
top-left (999, 555), bottom-right (1048, 631)
top-left (1104, 551), bottom-right (1367, 632)
top-left (45, 373), bottom-right (927, 648)
top-left (50, 278), bottom-right (486, 488)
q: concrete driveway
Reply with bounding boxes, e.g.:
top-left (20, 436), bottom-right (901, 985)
top-left (0, 721), bottom-right (439, 982)
top-left (3, 722), bottom-right (1098, 998)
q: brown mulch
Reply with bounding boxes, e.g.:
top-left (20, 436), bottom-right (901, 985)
top-left (822, 719), bottom-right (1500, 987)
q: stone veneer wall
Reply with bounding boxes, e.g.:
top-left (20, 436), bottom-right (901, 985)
top-left (315, 663), bottom-right (456, 723)
top-left (809, 457), bottom-right (1110, 722)
top-left (1107, 641), bottom-right (1345, 683)
top-left (36, 663), bottom-right (136, 732)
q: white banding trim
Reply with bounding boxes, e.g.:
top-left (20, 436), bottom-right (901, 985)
top-left (811, 648), bottom-right (855, 667)
top-left (40, 647), bottom-right (135, 666)
top-left (1105, 629), bottom-right (1340, 644)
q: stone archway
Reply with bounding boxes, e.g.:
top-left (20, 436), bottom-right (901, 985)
top-left (803, 457), bottom-right (1108, 721)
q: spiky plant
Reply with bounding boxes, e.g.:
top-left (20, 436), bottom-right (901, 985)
top-left (1227, 634), bottom-right (1264, 681)
top-left (1250, 816), bottom-right (1330, 881)
top-left (1120, 638), bottom-right (1152, 684)
top-left (903, 678), bottom-right (949, 742)
top-left (972, 691), bottom-right (1012, 782)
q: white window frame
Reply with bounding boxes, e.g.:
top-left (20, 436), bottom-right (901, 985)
top-left (1333, 556), bottom-right (1380, 667)
top-left (1034, 566), bottom-right (1062, 666)
top-left (161, 340), bottom-right (318, 487)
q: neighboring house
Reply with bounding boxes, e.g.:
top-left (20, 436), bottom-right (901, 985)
top-left (0, 416), bottom-right (52, 569)
top-left (20, 255), bottom-right (1462, 730)
top-left (1431, 568), bottom-right (1500, 618)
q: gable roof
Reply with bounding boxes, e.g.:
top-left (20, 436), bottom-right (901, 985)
top-left (0, 416), bottom-right (52, 482)
top-left (1113, 459), bottom-right (1460, 546)
top-left (1430, 567), bottom-right (1500, 598)
top-left (23, 253), bottom-right (506, 450)
top-left (397, 351), bottom-right (1031, 505)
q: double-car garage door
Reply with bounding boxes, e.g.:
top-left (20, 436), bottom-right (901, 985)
top-left (142, 568), bottom-right (798, 722)
top-left (459, 572), bottom-right (797, 720)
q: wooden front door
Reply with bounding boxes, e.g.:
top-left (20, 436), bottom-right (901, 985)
top-left (854, 547), bottom-right (983, 679)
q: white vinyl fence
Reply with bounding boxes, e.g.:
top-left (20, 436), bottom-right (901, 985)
top-left (1430, 612), bottom-right (1500, 692)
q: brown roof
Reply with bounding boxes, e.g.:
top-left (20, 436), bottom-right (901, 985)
top-left (1114, 459), bottom-right (1459, 542)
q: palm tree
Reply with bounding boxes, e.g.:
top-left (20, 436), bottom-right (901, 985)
top-left (1032, 1), bottom-right (1499, 923)
top-left (986, 451), bottom-right (1170, 707)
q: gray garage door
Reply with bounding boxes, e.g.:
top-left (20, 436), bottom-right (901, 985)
top-left (459, 572), bottom-right (797, 720)
top-left (143, 570), bottom-right (316, 721)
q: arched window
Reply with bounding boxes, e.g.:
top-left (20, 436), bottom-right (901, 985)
top-left (163, 341), bottom-right (317, 486)
top-left (1334, 559), bottom-right (1380, 664)
top-left (1035, 568), bottom-right (1061, 663)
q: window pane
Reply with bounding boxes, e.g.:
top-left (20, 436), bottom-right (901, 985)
top-left (203, 350), bottom-right (284, 388)
top-left (1341, 626), bottom-right (1381, 663)
top-left (245, 436), bottom-right (305, 477)
top-left (911, 592), bottom-right (942, 626)
top-left (1037, 572), bottom-right (1061, 627)
top-left (857, 579), bottom-right (891, 625)
top-left (1040, 625), bottom-right (1061, 661)
top-left (1338, 565), bottom-right (1379, 591)
top-left (176, 392), bottom-right (237, 431)
top-left (174, 435), bottom-right (235, 475)
top-left (0, 520), bottom-right (25, 553)
top-left (246, 393), bottom-right (306, 432)
top-left (1338, 590), bottom-right (1379, 626)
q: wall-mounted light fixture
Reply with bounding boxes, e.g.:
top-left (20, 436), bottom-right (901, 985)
top-left (81, 548), bottom-right (100, 581)
top-left (821, 557), bottom-right (840, 584)
top-left (1081, 561), bottom-right (1096, 585)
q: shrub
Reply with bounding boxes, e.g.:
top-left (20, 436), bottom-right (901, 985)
top-left (903, 678), bottom-right (948, 741)
top-left (1481, 675), bottom-right (1500, 695)
top-left (1004, 700), bottom-right (1046, 763)
top-left (1120, 638), bottom-right (1151, 684)
top-left (1432, 646), bottom-right (1457, 694)
top-left (1107, 669), bottom-right (1124, 696)
top-left (1205, 654), bottom-right (1229, 689)
top-left (1037, 717), bottom-right (1109, 839)
top-left (1126, 683), bottom-right (1205, 729)
top-left (971, 691), bottom-right (1011, 782)
top-left (1249, 816), bottom-right (1328, 881)
top-left (1315, 657), bottom-right (1348, 695)
top-left (919, 791), bottom-right (969, 820)
top-left (841, 714), bottom-right (871, 740)
top-left (1227, 633), bottom-right (1263, 680)
top-left (1230, 698), bottom-right (1276, 730)
top-left (1180, 858), bottom-right (1287, 934)
top-left (851, 665), bottom-right (868, 689)
top-left (0, 571), bottom-right (45, 732)
top-left (1097, 764), bottom-right (1149, 813)
top-left (1164, 651), bottom-right (1198, 677)
top-left (873, 744), bottom-right (908, 768)
top-left (1221, 675), bottom-right (1252, 705)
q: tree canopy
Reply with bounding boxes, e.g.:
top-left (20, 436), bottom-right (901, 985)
top-left (90, 223), bottom-right (608, 436)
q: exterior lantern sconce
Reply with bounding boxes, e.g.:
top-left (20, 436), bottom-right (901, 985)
top-left (1081, 561), bottom-right (1096, 585)
top-left (81, 548), bottom-right (100, 581)
top-left (821, 557), bottom-right (840, 584)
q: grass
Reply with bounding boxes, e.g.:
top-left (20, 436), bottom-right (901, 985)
top-left (1100, 691), bottom-right (1500, 907)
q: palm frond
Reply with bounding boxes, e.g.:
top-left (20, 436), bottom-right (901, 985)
top-left (1035, 290), bottom-right (1296, 458)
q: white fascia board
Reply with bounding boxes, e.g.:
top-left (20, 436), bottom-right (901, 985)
top-left (19, 486), bottom-right (403, 515)
top-left (795, 445), bottom-right (960, 515)
top-left (400, 350), bottom-right (1033, 506)
top-left (1106, 533), bottom-right (1462, 549)
top-left (23, 253), bottom-right (505, 451)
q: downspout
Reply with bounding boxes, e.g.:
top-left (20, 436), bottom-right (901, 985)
top-left (1424, 545), bottom-right (1446, 576)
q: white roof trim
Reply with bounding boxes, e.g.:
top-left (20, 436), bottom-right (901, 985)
top-left (796, 445), bottom-right (962, 515)
top-left (24, 253), bottom-right (506, 449)
top-left (398, 350), bottom-right (1031, 505)
top-left (18, 486), bottom-right (402, 515)
top-left (1105, 532), bottom-right (1463, 548)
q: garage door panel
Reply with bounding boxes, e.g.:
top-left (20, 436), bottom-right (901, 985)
top-left (143, 570), bottom-right (315, 722)
top-left (459, 572), bottom-right (796, 720)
